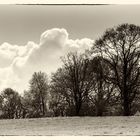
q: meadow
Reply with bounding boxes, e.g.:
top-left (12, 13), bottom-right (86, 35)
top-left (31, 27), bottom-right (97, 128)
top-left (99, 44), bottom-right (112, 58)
top-left (0, 116), bottom-right (140, 136)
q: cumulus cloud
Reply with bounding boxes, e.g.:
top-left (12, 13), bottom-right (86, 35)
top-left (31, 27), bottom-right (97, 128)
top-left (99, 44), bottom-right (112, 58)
top-left (0, 28), bottom-right (94, 93)
top-left (65, 38), bottom-right (93, 53)
top-left (40, 28), bottom-right (68, 47)
top-left (0, 67), bottom-right (20, 91)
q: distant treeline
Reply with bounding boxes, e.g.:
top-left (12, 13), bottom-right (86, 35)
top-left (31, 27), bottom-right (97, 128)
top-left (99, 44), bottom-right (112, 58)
top-left (0, 23), bottom-right (140, 119)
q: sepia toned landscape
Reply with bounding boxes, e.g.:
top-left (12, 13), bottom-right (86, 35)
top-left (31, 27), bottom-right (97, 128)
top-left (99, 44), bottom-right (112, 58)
top-left (0, 4), bottom-right (140, 136)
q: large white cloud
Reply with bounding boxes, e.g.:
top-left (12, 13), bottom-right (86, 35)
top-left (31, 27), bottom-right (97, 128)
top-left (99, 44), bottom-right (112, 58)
top-left (0, 28), bottom-right (94, 93)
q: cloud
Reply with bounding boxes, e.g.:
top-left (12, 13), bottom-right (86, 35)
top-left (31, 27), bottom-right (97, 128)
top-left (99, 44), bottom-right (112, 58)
top-left (0, 67), bottom-right (20, 91)
top-left (0, 28), bottom-right (93, 93)
top-left (65, 38), bottom-right (94, 53)
top-left (40, 28), bottom-right (68, 47)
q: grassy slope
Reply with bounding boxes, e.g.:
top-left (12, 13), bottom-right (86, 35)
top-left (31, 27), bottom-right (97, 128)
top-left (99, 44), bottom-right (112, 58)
top-left (0, 116), bottom-right (140, 136)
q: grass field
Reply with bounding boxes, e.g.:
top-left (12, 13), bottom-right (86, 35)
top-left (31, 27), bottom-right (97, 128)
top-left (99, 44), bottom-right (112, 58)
top-left (0, 116), bottom-right (140, 136)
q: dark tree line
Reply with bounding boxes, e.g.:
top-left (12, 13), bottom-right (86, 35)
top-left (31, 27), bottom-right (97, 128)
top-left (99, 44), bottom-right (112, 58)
top-left (0, 23), bottom-right (140, 118)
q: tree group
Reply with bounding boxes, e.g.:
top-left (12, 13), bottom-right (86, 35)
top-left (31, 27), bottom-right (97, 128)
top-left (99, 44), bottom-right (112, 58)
top-left (0, 23), bottom-right (140, 118)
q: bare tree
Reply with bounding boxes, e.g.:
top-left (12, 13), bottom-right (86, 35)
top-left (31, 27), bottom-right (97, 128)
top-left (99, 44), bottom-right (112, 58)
top-left (51, 52), bottom-right (95, 116)
top-left (93, 23), bottom-right (140, 116)
top-left (29, 71), bottom-right (49, 117)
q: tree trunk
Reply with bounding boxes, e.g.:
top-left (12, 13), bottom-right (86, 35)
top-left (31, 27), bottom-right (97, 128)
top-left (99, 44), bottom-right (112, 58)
top-left (122, 62), bottom-right (131, 116)
top-left (42, 98), bottom-right (46, 116)
top-left (75, 103), bottom-right (80, 116)
top-left (123, 96), bottom-right (131, 116)
top-left (96, 105), bottom-right (104, 116)
top-left (75, 98), bottom-right (82, 116)
top-left (96, 110), bottom-right (103, 116)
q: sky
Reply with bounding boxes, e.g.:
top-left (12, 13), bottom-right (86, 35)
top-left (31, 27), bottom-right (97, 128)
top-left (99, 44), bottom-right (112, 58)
top-left (0, 5), bottom-right (140, 93)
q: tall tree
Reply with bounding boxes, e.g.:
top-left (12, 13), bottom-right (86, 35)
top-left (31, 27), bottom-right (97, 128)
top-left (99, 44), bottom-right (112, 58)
top-left (93, 23), bottom-right (140, 116)
top-left (29, 71), bottom-right (49, 117)
top-left (51, 52), bottom-right (95, 116)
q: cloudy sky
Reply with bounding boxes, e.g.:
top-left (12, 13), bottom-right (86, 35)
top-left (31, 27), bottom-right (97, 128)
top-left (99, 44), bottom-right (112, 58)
top-left (0, 5), bottom-right (140, 93)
